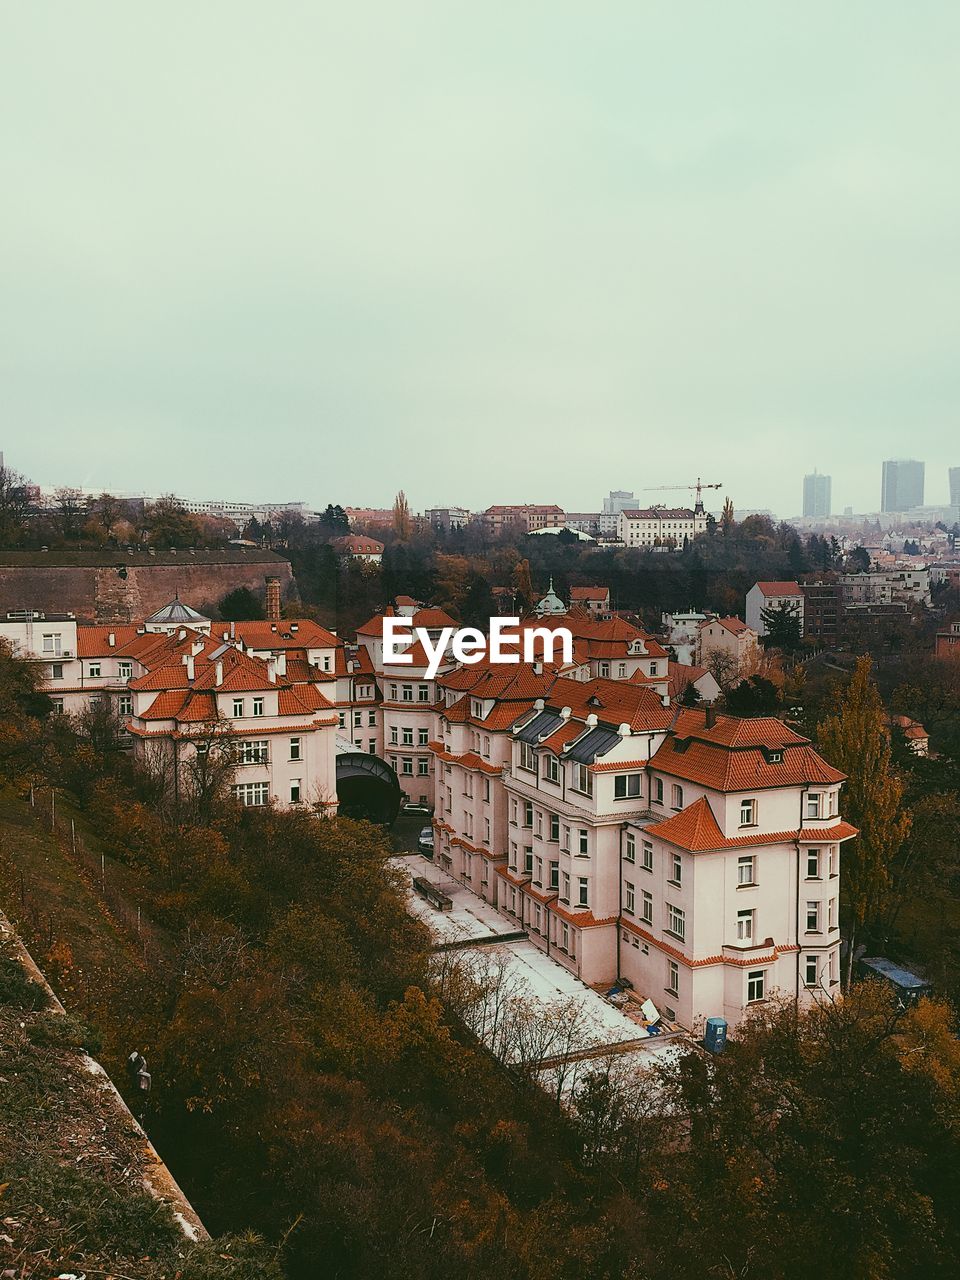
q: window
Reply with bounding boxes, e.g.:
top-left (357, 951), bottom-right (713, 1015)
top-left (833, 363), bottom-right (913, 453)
top-left (578, 829), bottom-right (589, 855)
top-left (368, 710), bottom-right (376, 726)
top-left (51, 663), bottom-right (64, 680)
top-left (118, 694), bottom-right (132, 716)
top-left (232, 698), bottom-right (244, 718)
top-left (549, 861), bottom-right (559, 889)
top-left (642, 840), bottom-right (653, 872)
top-left (653, 778), bottom-right (664, 805)
top-left (549, 814), bottom-right (560, 842)
top-left (42, 634), bottom-right (61, 656)
top-left (402, 759), bottom-right (413, 775)
top-left (561, 922), bottom-right (570, 953)
top-left (236, 740), bottom-right (268, 765)
top-left (118, 661), bottom-right (132, 679)
top-left (369, 740), bottom-right (376, 753)
top-left (519, 742), bottom-right (536, 772)
top-left (828, 846), bottom-right (837, 877)
top-left (667, 960), bottom-right (679, 995)
top-left (624, 833), bottom-right (636, 863)
top-left (354, 710), bottom-right (363, 728)
top-left (389, 726), bottom-right (399, 745)
top-left (578, 877), bottom-right (589, 907)
top-left (561, 871), bottom-right (570, 902)
top-left (740, 798), bottom-right (757, 826)
top-left (483, 778), bottom-right (490, 802)
top-left (290, 779), bottom-right (301, 804)
top-left (402, 685), bottom-right (413, 702)
top-left (337, 711), bottom-right (346, 729)
top-left (738, 855), bottom-right (755, 886)
top-left (828, 898), bottom-right (836, 930)
top-left (614, 773), bottom-right (642, 799)
top-left (50, 697), bottom-right (64, 715)
top-left (417, 757), bottom-right (429, 776)
top-left (402, 726), bottom-right (413, 745)
top-left (671, 784), bottom-right (684, 809)
top-left (670, 853), bottom-right (682, 885)
top-left (233, 781), bottom-right (269, 806)
top-left (667, 903), bottom-right (685, 941)
top-left (806, 793), bottom-right (822, 819)
top-left (252, 697), bottom-right (264, 717)
top-left (641, 889), bottom-right (653, 924)
top-left (618, 663), bottom-right (626, 678)
top-left (806, 901), bottom-right (820, 932)
top-left (418, 727), bottom-right (429, 746)
top-left (389, 683), bottom-right (397, 700)
top-left (418, 684), bottom-right (430, 702)
top-left (544, 754), bottom-right (560, 783)
top-left (804, 954), bottom-right (819, 987)
top-left (289, 737), bottom-right (301, 761)
top-left (747, 970), bottom-right (765, 1002)
top-left (88, 662), bottom-right (101, 678)
top-left (534, 856), bottom-right (543, 885)
top-left (624, 881), bottom-right (635, 914)
top-left (523, 801), bottom-right (534, 828)
top-left (737, 908), bottom-right (754, 941)
top-left (524, 847), bottom-right (534, 874)
top-left (572, 763), bottom-right (593, 796)
top-left (806, 849), bottom-right (821, 879)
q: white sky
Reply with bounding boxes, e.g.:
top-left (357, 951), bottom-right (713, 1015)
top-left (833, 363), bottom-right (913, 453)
top-left (2, 3), bottom-right (957, 515)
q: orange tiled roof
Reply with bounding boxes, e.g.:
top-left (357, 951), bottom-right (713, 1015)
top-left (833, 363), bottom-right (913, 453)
top-left (76, 625), bottom-right (141, 657)
top-left (647, 798), bottom-right (858, 852)
top-left (232, 620), bottom-right (339, 650)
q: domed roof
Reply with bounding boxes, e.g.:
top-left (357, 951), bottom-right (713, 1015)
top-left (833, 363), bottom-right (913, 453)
top-left (145, 597), bottom-right (210, 627)
top-left (534, 578), bottom-right (567, 616)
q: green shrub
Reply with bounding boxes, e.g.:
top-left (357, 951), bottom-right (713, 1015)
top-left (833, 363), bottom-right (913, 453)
top-left (27, 1007), bottom-right (102, 1054)
top-left (0, 949), bottom-right (48, 1011)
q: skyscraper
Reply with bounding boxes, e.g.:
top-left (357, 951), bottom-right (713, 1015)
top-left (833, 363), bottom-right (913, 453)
top-left (881, 459), bottom-right (924, 513)
top-left (802, 471), bottom-right (831, 518)
top-left (949, 467), bottom-right (960, 510)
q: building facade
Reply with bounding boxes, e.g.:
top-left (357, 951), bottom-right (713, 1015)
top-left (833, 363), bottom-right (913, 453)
top-left (881, 459), bottom-right (925, 513)
top-left (745, 582), bottom-right (805, 636)
top-left (802, 471), bottom-right (832, 519)
top-left (617, 507), bottom-right (708, 549)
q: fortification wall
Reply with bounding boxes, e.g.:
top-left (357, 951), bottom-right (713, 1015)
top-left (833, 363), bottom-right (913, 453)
top-left (0, 555), bottom-right (296, 621)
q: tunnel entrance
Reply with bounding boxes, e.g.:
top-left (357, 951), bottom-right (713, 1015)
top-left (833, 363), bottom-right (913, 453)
top-left (335, 751), bottom-right (403, 825)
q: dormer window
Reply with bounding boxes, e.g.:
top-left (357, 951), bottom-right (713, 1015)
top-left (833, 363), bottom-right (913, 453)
top-left (740, 798), bottom-right (757, 827)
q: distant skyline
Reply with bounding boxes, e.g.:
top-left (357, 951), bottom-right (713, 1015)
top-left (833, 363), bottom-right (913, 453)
top-left (2, 3), bottom-right (957, 514)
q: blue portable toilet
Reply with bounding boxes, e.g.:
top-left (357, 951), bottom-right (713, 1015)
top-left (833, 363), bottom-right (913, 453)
top-left (704, 1017), bottom-right (727, 1054)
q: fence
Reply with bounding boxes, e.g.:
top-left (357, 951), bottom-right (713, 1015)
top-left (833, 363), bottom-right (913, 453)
top-left (17, 784), bottom-right (164, 968)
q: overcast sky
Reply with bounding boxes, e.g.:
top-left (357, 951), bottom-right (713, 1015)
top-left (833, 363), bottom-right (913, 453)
top-left (2, 3), bottom-right (957, 517)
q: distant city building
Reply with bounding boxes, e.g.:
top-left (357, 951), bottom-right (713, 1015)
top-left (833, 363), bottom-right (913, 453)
top-left (483, 504), bottom-right (566, 534)
top-left (881, 459), bottom-right (925, 513)
top-left (618, 507), bottom-right (707, 549)
top-left (330, 534), bottom-right (384, 564)
top-left (745, 582), bottom-right (804, 636)
top-left (800, 580), bottom-right (843, 642)
top-left (425, 506), bottom-right (471, 532)
top-left (950, 467), bottom-right (960, 510)
top-left (599, 490), bottom-right (637, 534)
top-left (344, 507), bottom-right (394, 528)
top-left (935, 620), bottom-right (960, 659)
top-left (802, 471), bottom-right (832, 519)
top-left (563, 512), bottom-right (602, 533)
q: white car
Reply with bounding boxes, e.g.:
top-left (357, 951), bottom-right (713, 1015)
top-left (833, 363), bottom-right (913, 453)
top-left (417, 826), bottom-right (435, 855)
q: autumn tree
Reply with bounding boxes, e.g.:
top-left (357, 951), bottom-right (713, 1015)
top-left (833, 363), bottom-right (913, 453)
top-left (512, 558), bottom-right (534, 613)
top-left (817, 656), bottom-right (911, 987)
top-left (392, 489), bottom-right (412, 540)
top-left (0, 461), bottom-right (32, 547)
top-left (720, 496), bottom-right (735, 536)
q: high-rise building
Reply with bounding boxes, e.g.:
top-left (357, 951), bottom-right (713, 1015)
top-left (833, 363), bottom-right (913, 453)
top-left (881, 459), bottom-right (924, 513)
top-left (802, 471), bottom-right (831, 518)
top-left (949, 467), bottom-right (960, 510)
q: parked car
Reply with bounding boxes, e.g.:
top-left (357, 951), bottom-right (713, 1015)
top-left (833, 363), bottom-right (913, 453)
top-left (401, 799), bottom-right (434, 818)
top-left (417, 826), bottom-right (435, 855)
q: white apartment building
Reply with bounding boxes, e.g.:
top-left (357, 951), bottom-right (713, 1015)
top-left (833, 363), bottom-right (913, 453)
top-left (1, 602), bottom-right (341, 812)
top-left (696, 615), bottom-right (760, 676)
top-left (745, 582), bottom-right (805, 636)
top-left (435, 673), bottom-right (851, 1032)
top-left (618, 507), bottom-right (708, 549)
top-left (841, 569), bottom-right (932, 609)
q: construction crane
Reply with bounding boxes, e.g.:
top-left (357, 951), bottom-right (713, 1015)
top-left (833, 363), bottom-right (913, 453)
top-left (642, 477), bottom-right (723, 514)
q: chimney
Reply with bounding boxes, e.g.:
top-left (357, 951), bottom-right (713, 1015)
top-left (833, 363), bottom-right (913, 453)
top-left (178, 628), bottom-right (186, 641)
top-left (267, 657), bottom-right (277, 683)
top-left (108, 632), bottom-right (115, 647)
top-left (215, 659), bottom-right (223, 687)
top-left (230, 620), bottom-right (236, 640)
top-left (290, 622), bottom-right (298, 634)
top-left (705, 704), bottom-right (717, 729)
top-left (186, 653), bottom-right (195, 681)
top-left (265, 576), bottom-right (281, 624)
top-left (276, 652), bottom-right (286, 676)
